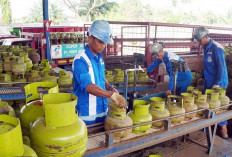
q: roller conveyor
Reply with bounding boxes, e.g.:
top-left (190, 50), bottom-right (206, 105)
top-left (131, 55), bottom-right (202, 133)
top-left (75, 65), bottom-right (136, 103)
top-left (84, 92), bottom-right (232, 157)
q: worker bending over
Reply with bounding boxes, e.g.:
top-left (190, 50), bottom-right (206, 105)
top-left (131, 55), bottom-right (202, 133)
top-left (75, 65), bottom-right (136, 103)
top-left (145, 42), bottom-right (193, 96)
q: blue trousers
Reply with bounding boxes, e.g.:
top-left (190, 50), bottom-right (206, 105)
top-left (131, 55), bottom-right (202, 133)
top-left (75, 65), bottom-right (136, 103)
top-left (176, 79), bottom-right (192, 95)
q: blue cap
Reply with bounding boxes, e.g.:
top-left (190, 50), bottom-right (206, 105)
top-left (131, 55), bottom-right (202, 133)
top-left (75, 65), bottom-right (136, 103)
top-left (88, 20), bottom-right (113, 44)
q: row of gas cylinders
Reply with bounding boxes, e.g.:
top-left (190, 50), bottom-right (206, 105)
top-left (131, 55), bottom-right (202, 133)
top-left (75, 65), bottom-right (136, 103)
top-left (0, 45), bottom-right (40, 74)
top-left (0, 45), bottom-right (72, 88)
top-left (104, 87), bottom-right (230, 139)
top-left (105, 69), bottom-right (149, 83)
top-left (0, 59), bottom-right (72, 88)
top-left (0, 82), bottom-right (87, 156)
top-left (0, 68), bottom-right (73, 88)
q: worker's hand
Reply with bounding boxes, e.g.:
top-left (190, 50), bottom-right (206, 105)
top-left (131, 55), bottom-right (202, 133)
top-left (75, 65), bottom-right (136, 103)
top-left (110, 93), bottom-right (127, 108)
top-left (166, 90), bottom-right (172, 96)
top-left (143, 68), bottom-right (147, 73)
top-left (212, 85), bottom-right (220, 89)
top-left (197, 78), bottom-right (205, 86)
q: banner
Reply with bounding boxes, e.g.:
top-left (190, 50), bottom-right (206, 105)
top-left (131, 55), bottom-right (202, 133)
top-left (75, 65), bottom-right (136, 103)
top-left (51, 43), bottom-right (84, 59)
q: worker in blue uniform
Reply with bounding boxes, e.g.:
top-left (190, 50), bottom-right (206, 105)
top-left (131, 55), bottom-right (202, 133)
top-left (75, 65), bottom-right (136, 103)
top-left (145, 42), bottom-right (193, 96)
top-left (72, 20), bottom-right (126, 125)
top-left (193, 26), bottom-right (229, 139)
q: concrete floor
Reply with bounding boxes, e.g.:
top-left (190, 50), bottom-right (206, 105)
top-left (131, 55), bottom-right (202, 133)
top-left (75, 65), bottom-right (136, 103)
top-left (121, 130), bottom-right (232, 157)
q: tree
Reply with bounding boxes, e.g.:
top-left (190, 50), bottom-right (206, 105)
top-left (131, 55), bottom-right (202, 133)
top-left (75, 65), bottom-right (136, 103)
top-left (0, 0), bottom-right (12, 24)
top-left (78, 0), bottom-right (117, 21)
top-left (57, 0), bottom-right (117, 22)
top-left (58, 0), bottom-right (81, 19)
top-left (95, 0), bottom-right (154, 22)
top-left (22, 1), bottom-right (43, 23)
top-left (49, 3), bottom-right (67, 25)
top-left (22, 1), bottom-right (66, 25)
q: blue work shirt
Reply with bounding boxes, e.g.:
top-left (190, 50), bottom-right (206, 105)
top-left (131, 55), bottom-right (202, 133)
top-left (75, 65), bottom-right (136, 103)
top-left (72, 45), bottom-right (107, 125)
top-left (147, 51), bottom-right (192, 92)
top-left (203, 39), bottom-right (228, 89)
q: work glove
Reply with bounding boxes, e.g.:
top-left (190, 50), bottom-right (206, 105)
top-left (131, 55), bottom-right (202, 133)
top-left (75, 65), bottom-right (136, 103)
top-left (138, 65), bottom-right (145, 72)
top-left (110, 93), bottom-right (127, 108)
top-left (212, 85), bottom-right (220, 89)
top-left (166, 90), bottom-right (172, 96)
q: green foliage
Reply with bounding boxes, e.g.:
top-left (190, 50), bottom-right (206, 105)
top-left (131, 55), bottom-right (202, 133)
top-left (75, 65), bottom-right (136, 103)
top-left (49, 3), bottom-right (67, 25)
top-left (78, 0), bottom-right (117, 21)
top-left (22, 2), bottom-right (43, 23)
top-left (95, 0), bottom-right (154, 22)
top-left (0, 0), bottom-right (12, 24)
top-left (95, 0), bottom-right (232, 26)
top-left (22, 1), bottom-right (66, 25)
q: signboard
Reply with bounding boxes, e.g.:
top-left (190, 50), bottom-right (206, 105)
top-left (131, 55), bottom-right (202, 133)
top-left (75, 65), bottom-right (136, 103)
top-left (51, 43), bottom-right (84, 59)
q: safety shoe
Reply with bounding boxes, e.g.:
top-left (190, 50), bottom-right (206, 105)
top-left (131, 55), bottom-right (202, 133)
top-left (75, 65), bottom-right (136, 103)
top-left (220, 124), bottom-right (228, 139)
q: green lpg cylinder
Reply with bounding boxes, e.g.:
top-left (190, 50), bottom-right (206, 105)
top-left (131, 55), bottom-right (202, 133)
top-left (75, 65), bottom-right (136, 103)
top-left (0, 73), bottom-right (13, 87)
top-left (105, 70), bottom-right (114, 82)
top-left (181, 93), bottom-right (197, 120)
top-left (30, 93), bottom-right (87, 157)
top-left (42, 70), bottom-right (57, 83)
top-left (206, 89), bottom-right (221, 112)
top-left (0, 115), bottom-right (37, 156)
top-left (114, 68), bottom-right (124, 82)
top-left (20, 52), bottom-right (33, 71)
top-left (3, 56), bottom-right (12, 72)
top-left (105, 103), bottom-right (133, 139)
top-left (20, 82), bottom-right (59, 136)
top-left (192, 90), bottom-right (202, 100)
top-left (215, 87), bottom-right (230, 110)
top-left (28, 70), bottom-right (42, 82)
top-left (128, 71), bottom-right (134, 86)
top-left (12, 56), bottom-right (26, 75)
top-left (108, 103), bottom-right (126, 119)
top-left (186, 86), bottom-right (196, 93)
top-left (195, 94), bottom-right (209, 116)
top-left (166, 95), bottom-right (185, 124)
top-left (0, 100), bottom-right (16, 117)
top-left (149, 97), bottom-right (170, 128)
top-left (128, 100), bottom-right (152, 134)
top-left (58, 70), bottom-right (73, 86)
top-left (138, 71), bottom-right (149, 85)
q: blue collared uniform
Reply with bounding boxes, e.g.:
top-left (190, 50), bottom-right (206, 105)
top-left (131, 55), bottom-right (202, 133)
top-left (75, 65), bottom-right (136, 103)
top-left (203, 39), bottom-right (228, 89)
top-left (203, 39), bottom-right (228, 126)
top-left (147, 51), bottom-right (193, 95)
top-left (72, 45), bottom-right (107, 125)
